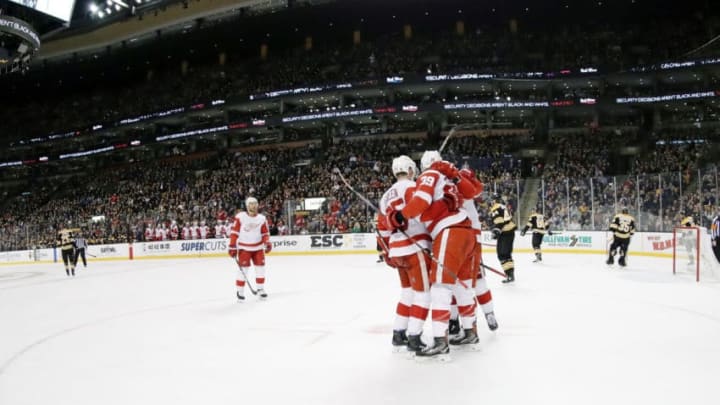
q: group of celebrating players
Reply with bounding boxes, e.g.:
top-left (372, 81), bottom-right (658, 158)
top-left (218, 149), bottom-right (720, 361)
top-left (375, 151), bottom-right (510, 360)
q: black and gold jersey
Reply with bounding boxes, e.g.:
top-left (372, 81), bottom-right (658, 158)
top-left (58, 229), bottom-right (77, 251)
top-left (523, 213), bottom-right (548, 235)
top-left (609, 213), bottom-right (636, 239)
top-left (490, 202), bottom-right (517, 233)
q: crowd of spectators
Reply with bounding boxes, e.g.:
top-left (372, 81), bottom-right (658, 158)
top-left (536, 128), bottom-right (720, 231)
top-left (3, 124), bottom-right (720, 251)
top-left (0, 132), bottom-right (534, 250)
top-left (1, 14), bottom-right (718, 148)
top-left (2, 5), bottom-right (720, 250)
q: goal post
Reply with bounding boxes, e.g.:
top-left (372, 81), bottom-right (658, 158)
top-left (672, 226), bottom-right (720, 282)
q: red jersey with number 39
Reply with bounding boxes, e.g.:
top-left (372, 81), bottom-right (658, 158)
top-left (403, 169), bottom-right (468, 238)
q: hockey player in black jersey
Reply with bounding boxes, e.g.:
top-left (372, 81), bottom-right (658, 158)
top-left (490, 193), bottom-right (517, 283)
top-left (521, 207), bottom-right (552, 263)
top-left (607, 208), bottom-right (636, 267)
top-left (57, 229), bottom-right (78, 276)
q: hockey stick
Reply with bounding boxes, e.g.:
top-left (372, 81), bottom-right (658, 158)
top-left (374, 228), bottom-right (392, 263)
top-left (86, 253), bottom-right (97, 258)
top-left (439, 123), bottom-right (481, 154)
top-left (233, 257), bottom-right (258, 295)
top-left (333, 168), bottom-right (505, 279)
top-left (439, 125), bottom-right (458, 153)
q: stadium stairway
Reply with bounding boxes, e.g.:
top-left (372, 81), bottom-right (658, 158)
top-left (519, 177), bottom-right (541, 226)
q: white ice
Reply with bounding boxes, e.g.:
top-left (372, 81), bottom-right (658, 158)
top-left (1, 252), bottom-right (719, 405)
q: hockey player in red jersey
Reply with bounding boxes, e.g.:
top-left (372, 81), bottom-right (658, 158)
top-left (378, 155), bottom-right (433, 353)
top-left (170, 220), bottom-right (179, 240)
top-left (448, 167), bottom-right (498, 337)
top-left (228, 197), bottom-right (272, 300)
top-left (181, 223), bottom-right (191, 240)
top-left (386, 151), bottom-right (480, 358)
top-left (144, 224), bottom-right (154, 241)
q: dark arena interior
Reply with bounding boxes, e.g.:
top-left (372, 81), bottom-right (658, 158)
top-left (1, 0), bottom-right (720, 402)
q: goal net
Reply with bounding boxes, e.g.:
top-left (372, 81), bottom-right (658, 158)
top-left (672, 227), bottom-right (720, 282)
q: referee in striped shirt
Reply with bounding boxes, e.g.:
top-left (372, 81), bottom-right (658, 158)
top-left (712, 214), bottom-right (720, 263)
top-left (74, 234), bottom-right (89, 268)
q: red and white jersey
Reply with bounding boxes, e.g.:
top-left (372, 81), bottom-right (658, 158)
top-left (379, 178), bottom-right (431, 257)
top-left (458, 169), bottom-right (484, 241)
top-left (182, 226), bottom-right (191, 240)
top-left (145, 227), bottom-right (154, 241)
top-left (214, 224), bottom-right (224, 239)
top-left (155, 227), bottom-right (167, 241)
top-left (229, 211), bottom-right (269, 251)
top-left (190, 225), bottom-right (200, 239)
top-left (403, 169), bottom-right (468, 238)
top-left (170, 224), bottom-right (179, 240)
top-left (462, 200), bottom-right (483, 241)
top-left (199, 225), bottom-right (209, 239)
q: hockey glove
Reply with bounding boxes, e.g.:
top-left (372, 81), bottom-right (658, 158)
top-left (264, 242), bottom-right (272, 254)
top-left (520, 229), bottom-right (526, 237)
top-left (491, 228), bottom-right (501, 240)
top-left (459, 168), bottom-right (476, 179)
top-left (547, 230), bottom-right (553, 236)
top-left (443, 190), bottom-right (461, 212)
top-left (228, 248), bottom-right (238, 258)
top-left (430, 161), bottom-right (460, 181)
top-left (386, 208), bottom-right (408, 232)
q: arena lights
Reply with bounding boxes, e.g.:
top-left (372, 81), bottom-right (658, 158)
top-left (89, 0), bottom-right (133, 18)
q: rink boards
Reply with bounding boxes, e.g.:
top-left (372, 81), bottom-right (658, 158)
top-left (0, 230), bottom-right (699, 265)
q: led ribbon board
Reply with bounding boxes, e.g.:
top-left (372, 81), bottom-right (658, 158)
top-left (0, 15), bottom-right (41, 51)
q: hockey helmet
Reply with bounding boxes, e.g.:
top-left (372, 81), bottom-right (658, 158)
top-left (391, 155), bottom-right (418, 179)
top-left (420, 150), bottom-right (442, 171)
top-left (246, 197), bottom-right (259, 207)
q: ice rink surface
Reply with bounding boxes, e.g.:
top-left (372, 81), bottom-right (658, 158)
top-left (1, 252), bottom-right (719, 405)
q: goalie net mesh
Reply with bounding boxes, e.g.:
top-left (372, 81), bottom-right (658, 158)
top-left (672, 227), bottom-right (720, 282)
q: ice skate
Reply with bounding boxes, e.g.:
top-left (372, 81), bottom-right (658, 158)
top-left (236, 291), bottom-right (245, 302)
top-left (258, 288), bottom-right (268, 299)
top-left (391, 330), bottom-right (408, 353)
top-left (606, 256), bottom-right (614, 265)
top-left (448, 319), bottom-right (461, 337)
top-left (415, 337), bottom-right (451, 362)
top-left (533, 253), bottom-right (542, 263)
top-left (407, 334), bottom-right (426, 352)
top-left (618, 257), bottom-right (626, 267)
top-left (450, 327), bottom-right (480, 351)
top-left (71, 268), bottom-right (75, 276)
top-left (485, 311), bottom-right (498, 331)
top-left (65, 268), bottom-right (70, 276)
top-left (501, 269), bottom-right (515, 284)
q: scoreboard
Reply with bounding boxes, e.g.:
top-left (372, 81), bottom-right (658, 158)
top-left (7, 0), bottom-right (76, 23)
